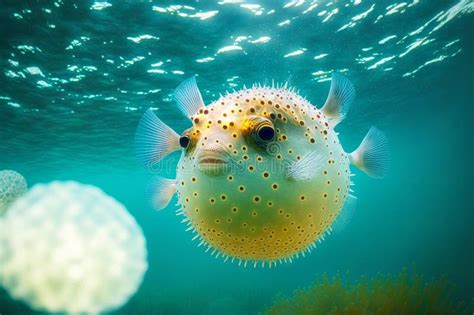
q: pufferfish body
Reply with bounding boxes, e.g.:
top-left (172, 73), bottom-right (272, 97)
top-left (135, 74), bottom-right (389, 266)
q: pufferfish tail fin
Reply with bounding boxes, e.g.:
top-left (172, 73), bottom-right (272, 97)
top-left (349, 127), bottom-right (390, 178)
top-left (134, 109), bottom-right (180, 168)
top-left (321, 73), bottom-right (355, 126)
top-left (147, 176), bottom-right (177, 211)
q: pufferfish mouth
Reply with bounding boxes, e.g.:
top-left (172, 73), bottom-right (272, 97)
top-left (197, 151), bottom-right (231, 175)
top-left (198, 155), bottom-right (227, 165)
top-left (198, 157), bottom-right (228, 164)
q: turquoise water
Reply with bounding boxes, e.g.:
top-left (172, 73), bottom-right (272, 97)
top-left (1, 0), bottom-right (473, 314)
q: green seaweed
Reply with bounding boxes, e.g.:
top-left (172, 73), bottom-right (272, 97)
top-left (263, 269), bottom-right (473, 315)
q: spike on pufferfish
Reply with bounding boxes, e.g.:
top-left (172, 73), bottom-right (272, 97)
top-left (134, 74), bottom-right (389, 265)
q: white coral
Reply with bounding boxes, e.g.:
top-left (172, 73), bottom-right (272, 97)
top-left (0, 181), bottom-right (147, 314)
top-left (0, 170), bottom-right (27, 216)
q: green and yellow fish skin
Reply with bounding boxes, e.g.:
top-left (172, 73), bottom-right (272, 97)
top-left (175, 87), bottom-right (351, 262)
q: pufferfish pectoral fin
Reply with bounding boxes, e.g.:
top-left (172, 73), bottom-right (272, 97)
top-left (331, 195), bottom-right (357, 233)
top-left (321, 73), bottom-right (356, 126)
top-left (349, 127), bottom-right (390, 178)
top-left (286, 151), bottom-right (326, 181)
top-left (174, 76), bottom-right (205, 118)
top-left (134, 109), bottom-right (180, 168)
top-left (147, 176), bottom-right (177, 211)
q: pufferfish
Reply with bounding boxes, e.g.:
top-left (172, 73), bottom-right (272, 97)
top-left (135, 74), bottom-right (389, 267)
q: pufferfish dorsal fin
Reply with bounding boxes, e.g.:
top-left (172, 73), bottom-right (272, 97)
top-left (286, 151), bottom-right (326, 181)
top-left (134, 109), bottom-right (180, 168)
top-left (147, 176), bottom-right (177, 211)
top-left (174, 76), bottom-right (205, 119)
top-left (349, 127), bottom-right (389, 178)
top-left (321, 73), bottom-right (356, 126)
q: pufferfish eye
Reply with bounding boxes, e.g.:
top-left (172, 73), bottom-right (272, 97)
top-left (257, 125), bottom-right (275, 141)
top-left (251, 122), bottom-right (275, 148)
top-left (179, 135), bottom-right (190, 149)
top-left (243, 116), bottom-right (276, 149)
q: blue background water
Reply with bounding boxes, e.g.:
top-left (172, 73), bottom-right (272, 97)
top-left (0, 0), bottom-right (472, 314)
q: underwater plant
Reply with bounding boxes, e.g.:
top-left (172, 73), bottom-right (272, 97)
top-left (263, 269), bottom-right (473, 315)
